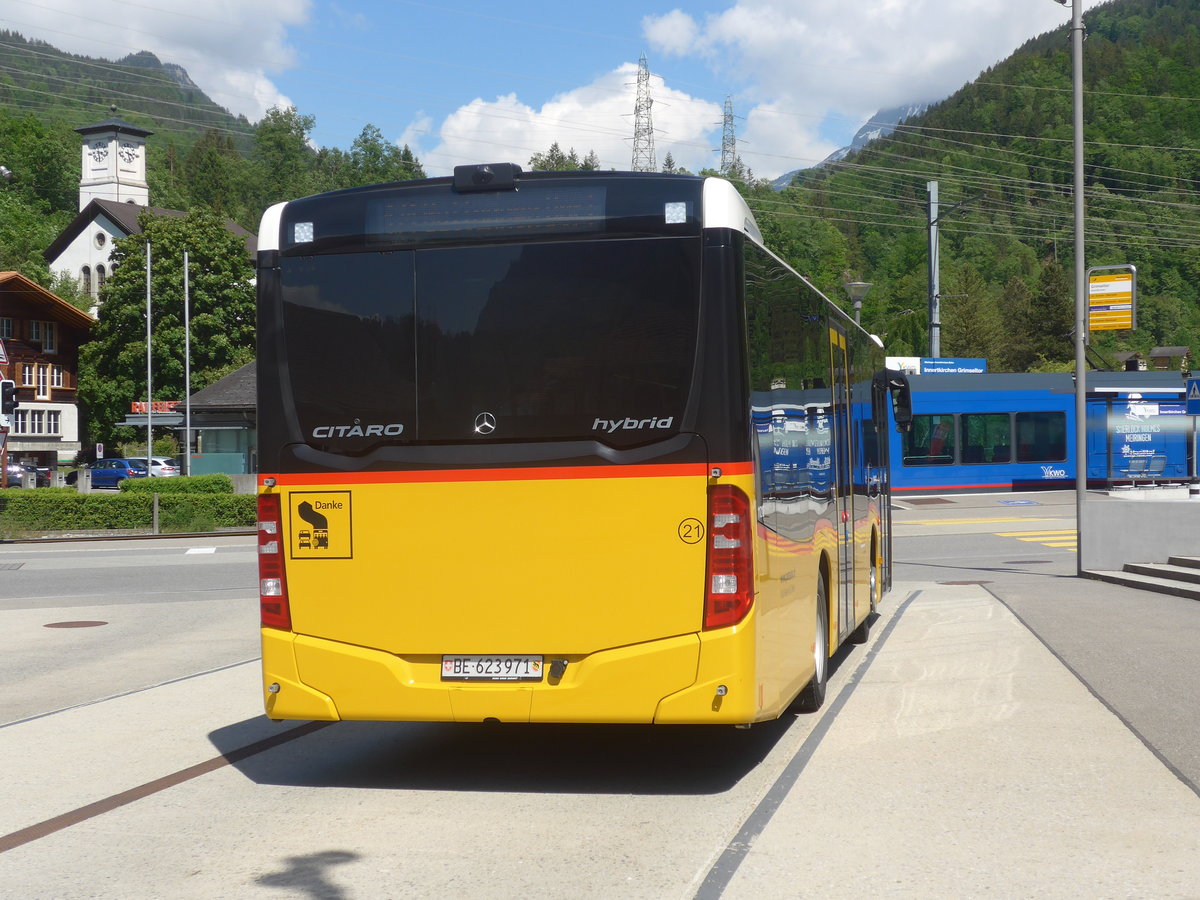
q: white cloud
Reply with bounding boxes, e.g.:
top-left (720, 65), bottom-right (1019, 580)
top-left (644, 0), bottom-right (1107, 178)
top-left (417, 64), bottom-right (723, 177)
top-left (642, 9), bottom-right (701, 57)
top-left (7, 0), bottom-right (310, 121)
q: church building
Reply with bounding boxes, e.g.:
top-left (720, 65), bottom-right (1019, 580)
top-left (43, 114), bottom-right (254, 313)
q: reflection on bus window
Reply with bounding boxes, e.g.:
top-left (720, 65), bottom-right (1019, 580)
top-left (902, 414), bottom-right (956, 466)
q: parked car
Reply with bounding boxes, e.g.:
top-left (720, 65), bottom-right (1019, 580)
top-left (126, 456), bottom-right (181, 477)
top-left (3, 462), bottom-right (47, 488)
top-left (84, 458), bottom-right (149, 489)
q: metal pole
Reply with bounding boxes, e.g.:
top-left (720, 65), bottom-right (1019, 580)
top-left (927, 180), bottom-right (940, 358)
top-left (1070, 0), bottom-right (1087, 573)
top-left (146, 241), bottom-right (153, 471)
top-left (183, 249), bottom-right (191, 477)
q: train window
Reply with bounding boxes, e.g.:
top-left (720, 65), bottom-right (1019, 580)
top-left (1015, 411), bottom-right (1067, 462)
top-left (902, 414), bottom-right (956, 466)
top-left (960, 413), bottom-right (1011, 464)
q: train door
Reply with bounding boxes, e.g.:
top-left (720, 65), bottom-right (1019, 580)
top-left (829, 327), bottom-right (855, 640)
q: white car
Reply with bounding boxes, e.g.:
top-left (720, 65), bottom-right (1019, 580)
top-left (127, 456), bottom-right (181, 477)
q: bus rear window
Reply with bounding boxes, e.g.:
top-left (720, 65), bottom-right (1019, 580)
top-left (279, 237), bottom-right (701, 450)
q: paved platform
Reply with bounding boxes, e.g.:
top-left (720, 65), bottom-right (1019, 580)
top-left (712, 581), bottom-right (1200, 899)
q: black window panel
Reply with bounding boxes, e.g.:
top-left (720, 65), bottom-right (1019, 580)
top-left (415, 238), bottom-right (699, 444)
top-left (278, 238), bottom-right (700, 450)
top-left (1016, 411), bottom-right (1067, 462)
top-left (280, 252), bottom-right (417, 450)
top-left (279, 175), bottom-right (703, 254)
top-left (960, 413), bottom-right (1012, 464)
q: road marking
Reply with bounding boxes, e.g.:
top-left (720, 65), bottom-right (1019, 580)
top-left (0, 721), bottom-right (331, 853)
top-left (185, 547), bottom-right (217, 555)
top-left (995, 529), bottom-right (1077, 552)
top-left (996, 530), bottom-right (1076, 537)
top-left (897, 517), bottom-right (1067, 526)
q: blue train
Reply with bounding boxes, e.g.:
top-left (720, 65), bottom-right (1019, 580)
top-left (887, 371), bottom-right (1197, 495)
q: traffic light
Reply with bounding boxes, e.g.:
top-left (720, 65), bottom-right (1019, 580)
top-left (1, 379), bottom-right (17, 415)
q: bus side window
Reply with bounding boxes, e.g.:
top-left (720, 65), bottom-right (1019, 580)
top-left (961, 412), bottom-right (1011, 465)
top-left (903, 414), bottom-right (956, 466)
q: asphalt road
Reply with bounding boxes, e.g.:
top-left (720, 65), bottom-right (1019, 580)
top-left (1, 501), bottom-right (1197, 898)
top-left (0, 535), bottom-right (258, 724)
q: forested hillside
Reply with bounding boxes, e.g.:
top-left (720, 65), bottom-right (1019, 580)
top-left (741, 0), bottom-right (1200, 370)
top-left (0, 31), bottom-right (252, 151)
top-left (0, 32), bottom-right (424, 297)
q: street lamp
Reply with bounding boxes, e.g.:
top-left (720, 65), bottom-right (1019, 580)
top-left (843, 281), bottom-right (872, 324)
top-left (0, 165), bottom-right (12, 183)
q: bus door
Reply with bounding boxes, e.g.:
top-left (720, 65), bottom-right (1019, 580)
top-left (869, 371), bottom-right (893, 588)
top-left (829, 327), bottom-right (855, 640)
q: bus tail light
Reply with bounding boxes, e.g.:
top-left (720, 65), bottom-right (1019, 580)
top-left (258, 493), bottom-right (292, 631)
top-left (704, 485), bottom-right (754, 630)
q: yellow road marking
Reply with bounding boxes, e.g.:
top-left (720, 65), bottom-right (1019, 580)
top-left (996, 530), bottom-right (1077, 537)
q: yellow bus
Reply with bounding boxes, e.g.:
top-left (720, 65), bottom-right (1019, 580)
top-left (255, 164), bottom-right (911, 726)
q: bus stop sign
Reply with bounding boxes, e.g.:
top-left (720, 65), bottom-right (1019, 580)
top-left (1187, 378), bottom-right (1200, 416)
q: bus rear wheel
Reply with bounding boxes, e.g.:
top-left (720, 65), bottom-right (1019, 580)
top-left (849, 549), bottom-right (878, 648)
top-left (795, 577), bottom-right (829, 712)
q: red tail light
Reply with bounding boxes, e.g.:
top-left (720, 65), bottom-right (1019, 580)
top-left (257, 493), bottom-right (292, 630)
top-left (704, 485), bottom-right (754, 629)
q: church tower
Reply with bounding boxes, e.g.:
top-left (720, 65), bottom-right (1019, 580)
top-left (75, 113), bottom-right (152, 210)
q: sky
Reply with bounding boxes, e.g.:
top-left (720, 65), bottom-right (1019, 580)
top-left (3, 0), bottom-right (1109, 180)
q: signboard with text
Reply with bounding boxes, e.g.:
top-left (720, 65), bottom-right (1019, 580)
top-left (1087, 265), bottom-right (1136, 332)
top-left (130, 401), bottom-right (181, 413)
top-left (885, 357), bottom-right (987, 375)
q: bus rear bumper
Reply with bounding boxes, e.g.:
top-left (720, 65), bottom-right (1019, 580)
top-left (261, 627), bottom-right (759, 725)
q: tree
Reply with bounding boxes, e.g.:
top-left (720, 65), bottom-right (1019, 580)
top-left (528, 142), bottom-right (597, 171)
top-left (250, 106), bottom-right (318, 207)
top-left (1022, 262), bottom-right (1075, 367)
top-left (941, 263), bottom-right (1005, 363)
top-left (183, 129), bottom-right (242, 216)
top-left (0, 190), bottom-right (65, 284)
top-left (77, 209), bottom-right (255, 447)
top-left (348, 125), bottom-right (425, 185)
top-left (996, 275), bottom-right (1035, 371)
top-left (0, 111), bottom-right (78, 212)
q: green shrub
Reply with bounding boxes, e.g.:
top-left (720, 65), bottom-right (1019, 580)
top-left (121, 474), bottom-right (235, 494)
top-left (158, 494), bottom-right (255, 532)
top-left (0, 489), bottom-right (255, 535)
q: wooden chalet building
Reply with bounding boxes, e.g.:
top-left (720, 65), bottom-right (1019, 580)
top-left (0, 272), bottom-right (95, 470)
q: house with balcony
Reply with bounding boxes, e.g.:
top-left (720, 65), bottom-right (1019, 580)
top-left (0, 271), bottom-right (95, 469)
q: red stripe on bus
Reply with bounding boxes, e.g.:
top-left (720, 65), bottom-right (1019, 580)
top-left (261, 461), bottom-right (754, 487)
top-left (893, 481), bottom-right (1056, 492)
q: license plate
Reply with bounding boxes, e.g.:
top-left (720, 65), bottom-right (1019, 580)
top-left (441, 655), bottom-right (543, 682)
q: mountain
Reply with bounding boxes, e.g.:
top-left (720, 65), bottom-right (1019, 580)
top-left (745, 0), bottom-right (1200, 368)
top-left (771, 103), bottom-right (929, 191)
top-left (0, 31), bottom-right (252, 152)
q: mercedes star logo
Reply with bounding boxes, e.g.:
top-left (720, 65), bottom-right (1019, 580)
top-left (474, 412), bottom-right (497, 435)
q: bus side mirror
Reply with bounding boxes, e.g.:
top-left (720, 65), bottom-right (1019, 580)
top-left (875, 369), bottom-right (912, 433)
